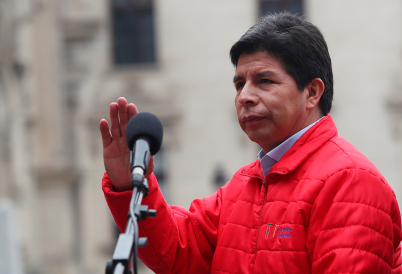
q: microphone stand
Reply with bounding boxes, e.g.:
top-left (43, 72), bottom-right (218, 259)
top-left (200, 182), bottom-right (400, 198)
top-left (105, 151), bottom-right (156, 274)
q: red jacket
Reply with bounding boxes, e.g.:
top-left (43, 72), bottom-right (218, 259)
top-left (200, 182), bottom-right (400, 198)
top-left (103, 115), bottom-right (402, 274)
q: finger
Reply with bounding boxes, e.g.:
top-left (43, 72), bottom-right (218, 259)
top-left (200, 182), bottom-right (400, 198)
top-left (117, 97), bottom-right (129, 130)
top-left (127, 103), bottom-right (138, 119)
top-left (99, 119), bottom-right (113, 148)
top-left (109, 102), bottom-right (121, 138)
top-left (145, 156), bottom-right (154, 179)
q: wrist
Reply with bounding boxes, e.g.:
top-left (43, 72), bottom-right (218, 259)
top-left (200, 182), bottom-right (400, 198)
top-left (113, 182), bottom-right (132, 192)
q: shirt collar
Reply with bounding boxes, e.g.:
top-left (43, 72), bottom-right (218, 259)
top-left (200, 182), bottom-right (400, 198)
top-left (257, 117), bottom-right (323, 179)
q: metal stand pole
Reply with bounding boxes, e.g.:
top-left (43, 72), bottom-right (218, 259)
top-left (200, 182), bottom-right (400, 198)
top-left (105, 178), bottom-right (156, 274)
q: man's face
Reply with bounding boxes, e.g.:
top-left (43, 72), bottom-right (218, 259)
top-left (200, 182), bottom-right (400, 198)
top-left (234, 51), bottom-right (312, 153)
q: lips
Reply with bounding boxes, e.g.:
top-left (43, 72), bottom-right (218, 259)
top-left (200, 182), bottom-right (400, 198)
top-left (241, 115), bottom-right (265, 125)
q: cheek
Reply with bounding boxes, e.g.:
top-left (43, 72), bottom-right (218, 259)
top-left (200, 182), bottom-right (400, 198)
top-left (287, 94), bottom-right (306, 114)
top-left (235, 97), bottom-right (241, 114)
top-left (234, 93), bottom-right (239, 103)
top-left (266, 89), bottom-right (298, 116)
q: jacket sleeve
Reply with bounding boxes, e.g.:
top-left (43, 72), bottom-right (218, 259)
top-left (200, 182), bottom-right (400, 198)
top-left (306, 168), bottom-right (402, 274)
top-left (102, 172), bottom-right (221, 274)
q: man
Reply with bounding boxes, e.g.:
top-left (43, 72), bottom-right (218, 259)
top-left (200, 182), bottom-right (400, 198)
top-left (100, 13), bottom-right (402, 273)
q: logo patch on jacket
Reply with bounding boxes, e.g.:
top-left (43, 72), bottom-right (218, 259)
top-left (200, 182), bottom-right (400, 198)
top-left (265, 223), bottom-right (293, 239)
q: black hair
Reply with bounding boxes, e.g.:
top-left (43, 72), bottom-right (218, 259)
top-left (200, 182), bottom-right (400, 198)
top-left (230, 12), bottom-right (333, 114)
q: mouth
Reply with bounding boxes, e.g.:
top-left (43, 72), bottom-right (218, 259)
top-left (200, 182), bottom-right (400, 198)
top-left (241, 115), bottom-right (265, 126)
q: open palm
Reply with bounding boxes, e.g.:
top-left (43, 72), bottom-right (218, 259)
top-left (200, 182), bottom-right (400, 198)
top-left (100, 97), bottom-right (153, 192)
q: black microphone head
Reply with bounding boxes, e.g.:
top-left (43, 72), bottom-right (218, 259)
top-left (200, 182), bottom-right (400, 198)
top-left (126, 112), bottom-right (163, 155)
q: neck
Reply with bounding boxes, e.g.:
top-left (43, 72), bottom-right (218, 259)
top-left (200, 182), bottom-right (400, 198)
top-left (260, 109), bottom-right (324, 154)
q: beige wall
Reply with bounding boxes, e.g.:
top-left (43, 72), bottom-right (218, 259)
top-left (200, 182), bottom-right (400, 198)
top-left (307, 0), bottom-right (402, 204)
top-left (0, 1), bottom-right (401, 273)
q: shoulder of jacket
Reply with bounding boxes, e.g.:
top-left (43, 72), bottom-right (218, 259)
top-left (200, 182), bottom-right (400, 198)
top-left (328, 136), bottom-right (379, 173)
top-left (322, 136), bottom-right (394, 195)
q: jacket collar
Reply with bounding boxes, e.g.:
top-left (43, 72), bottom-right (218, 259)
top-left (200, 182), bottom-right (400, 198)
top-left (241, 115), bottom-right (338, 179)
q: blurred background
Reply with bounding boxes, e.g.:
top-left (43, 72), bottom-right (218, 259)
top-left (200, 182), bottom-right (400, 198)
top-left (0, 0), bottom-right (401, 273)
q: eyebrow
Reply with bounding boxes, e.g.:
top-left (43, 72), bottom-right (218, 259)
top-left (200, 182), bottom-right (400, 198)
top-left (255, 71), bottom-right (274, 78)
top-left (233, 71), bottom-right (275, 83)
top-left (233, 75), bottom-right (243, 83)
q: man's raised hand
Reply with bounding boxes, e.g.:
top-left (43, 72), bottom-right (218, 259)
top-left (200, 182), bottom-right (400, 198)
top-left (99, 99), bottom-right (155, 192)
top-left (99, 97), bottom-right (138, 191)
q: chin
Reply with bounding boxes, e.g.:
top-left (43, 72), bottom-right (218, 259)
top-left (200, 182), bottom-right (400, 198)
top-left (245, 132), bottom-right (267, 144)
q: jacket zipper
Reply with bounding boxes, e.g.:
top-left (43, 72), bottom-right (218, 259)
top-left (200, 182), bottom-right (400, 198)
top-left (255, 180), bottom-right (268, 250)
top-left (251, 180), bottom-right (268, 273)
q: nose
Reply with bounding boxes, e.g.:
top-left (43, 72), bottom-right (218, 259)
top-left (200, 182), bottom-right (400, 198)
top-left (237, 82), bottom-right (258, 106)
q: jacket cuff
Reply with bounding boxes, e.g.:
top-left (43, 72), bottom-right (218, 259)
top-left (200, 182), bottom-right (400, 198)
top-left (102, 172), bottom-right (132, 232)
top-left (102, 172), bottom-right (160, 232)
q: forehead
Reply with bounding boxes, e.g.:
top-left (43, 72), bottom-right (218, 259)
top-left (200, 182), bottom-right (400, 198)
top-left (234, 51), bottom-right (285, 77)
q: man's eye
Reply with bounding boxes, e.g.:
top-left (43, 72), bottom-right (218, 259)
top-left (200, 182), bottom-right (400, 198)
top-left (261, 79), bottom-right (272, 84)
top-left (236, 82), bottom-right (244, 91)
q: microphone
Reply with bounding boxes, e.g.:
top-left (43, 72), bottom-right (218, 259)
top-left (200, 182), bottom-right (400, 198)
top-left (105, 112), bottom-right (162, 274)
top-left (125, 112), bottom-right (163, 191)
